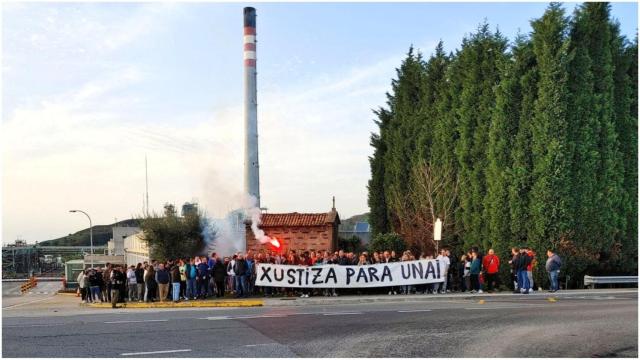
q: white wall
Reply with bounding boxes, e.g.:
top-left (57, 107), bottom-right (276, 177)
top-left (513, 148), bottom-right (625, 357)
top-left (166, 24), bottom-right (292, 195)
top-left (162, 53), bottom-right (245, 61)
top-left (123, 232), bottom-right (149, 265)
top-left (111, 226), bottom-right (141, 256)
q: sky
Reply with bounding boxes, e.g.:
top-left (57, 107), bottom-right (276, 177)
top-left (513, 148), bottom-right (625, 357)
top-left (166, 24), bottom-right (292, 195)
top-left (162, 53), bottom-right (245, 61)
top-left (2, 1), bottom-right (638, 244)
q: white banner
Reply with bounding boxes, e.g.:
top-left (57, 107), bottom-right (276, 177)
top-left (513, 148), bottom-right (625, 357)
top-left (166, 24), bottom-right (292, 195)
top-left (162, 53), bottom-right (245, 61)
top-left (255, 259), bottom-right (445, 288)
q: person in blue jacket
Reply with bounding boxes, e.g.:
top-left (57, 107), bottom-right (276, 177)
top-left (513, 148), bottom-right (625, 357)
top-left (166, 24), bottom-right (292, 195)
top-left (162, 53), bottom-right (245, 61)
top-left (197, 256), bottom-right (210, 299)
top-left (186, 258), bottom-right (198, 300)
top-left (469, 251), bottom-right (483, 294)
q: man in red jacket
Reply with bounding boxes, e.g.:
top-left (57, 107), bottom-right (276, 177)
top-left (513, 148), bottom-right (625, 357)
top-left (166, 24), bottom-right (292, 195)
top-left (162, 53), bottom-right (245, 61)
top-left (482, 249), bottom-right (500, 292)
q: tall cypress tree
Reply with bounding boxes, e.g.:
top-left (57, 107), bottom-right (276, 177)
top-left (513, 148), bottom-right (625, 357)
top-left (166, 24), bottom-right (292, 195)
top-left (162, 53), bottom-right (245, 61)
top-left (610, 29), bottom-right (638, 272)
top-left (416, 41), bottom-right (449, 164)
top-left (485, 39), bottom-right (517, 253)
top-left (585, 3), bottom-right (624, 265)
top-left (508, 37), bottom-right (538, 245)
top-left (487, 35), bottom-right (537, 262)
top-left (624, 38), bottom-right (638, 271)
top-left (426, 43), bottom-right (460, 251)
top-left (382, 47), bottom-right (427, 238)
top-left (529, 4), bottom-right (572, 257)
top-left (452, 23), bottom-right (508, 250)
top-left (566, 3), bottom-right (599, 253)
top-left (428, 43), bottom-right (454, 169)
top-left (568, 3), bottom-right (624, 270)
top-left (368, 108), bottom-right (391, 236)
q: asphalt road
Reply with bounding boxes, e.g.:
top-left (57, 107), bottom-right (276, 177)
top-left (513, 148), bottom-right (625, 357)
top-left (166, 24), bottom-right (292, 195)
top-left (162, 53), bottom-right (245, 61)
top-left (2, 290), bottom-right (637, 357)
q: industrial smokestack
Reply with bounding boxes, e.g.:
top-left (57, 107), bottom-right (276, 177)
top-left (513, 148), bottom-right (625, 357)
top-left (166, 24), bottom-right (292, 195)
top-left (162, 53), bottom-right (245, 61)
top-left (244, 6), bottom-right (260, 207)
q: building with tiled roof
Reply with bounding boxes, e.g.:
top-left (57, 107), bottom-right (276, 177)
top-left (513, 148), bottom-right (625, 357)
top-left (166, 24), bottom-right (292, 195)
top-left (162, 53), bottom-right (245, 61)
top-left (245, 204), bottom-right (340, 253)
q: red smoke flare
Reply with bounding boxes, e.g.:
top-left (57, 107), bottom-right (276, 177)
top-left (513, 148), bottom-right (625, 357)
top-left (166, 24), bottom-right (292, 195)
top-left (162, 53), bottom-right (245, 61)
top-left (270, 238), bottom-right (281, 249)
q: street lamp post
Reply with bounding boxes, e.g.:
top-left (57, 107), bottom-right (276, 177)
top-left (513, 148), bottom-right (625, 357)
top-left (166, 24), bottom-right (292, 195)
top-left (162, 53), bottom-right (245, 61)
top-left (434, 217), bottom-right (443, 254)
top-left (69, 209), bottom-right (93, 268)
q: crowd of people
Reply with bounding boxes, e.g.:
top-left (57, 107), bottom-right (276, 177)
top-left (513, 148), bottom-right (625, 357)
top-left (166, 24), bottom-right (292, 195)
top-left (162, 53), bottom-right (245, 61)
top-left (75, 246), bottom-right (563, 307)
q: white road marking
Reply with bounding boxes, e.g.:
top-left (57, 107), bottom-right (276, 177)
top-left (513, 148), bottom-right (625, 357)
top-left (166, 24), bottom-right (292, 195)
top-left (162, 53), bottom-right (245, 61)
top-left (465, 305), bottom-right (546, 310)
top-left (202, 314), bottom-right (286, 320)
top-left (121, 349), bottom-right (191, 356)
top-left (2, 295), bottom-right (57, 310)
top-left (244, 343), bottom-right (279, 347)
top-left (398, 309), bottom-right (433, 313)
top-left (105, 319), bottom-right (168, 324)
top-left (4, 323), bottom-right (66, 328)
top-left (323, 312), bottom-right (363, 316)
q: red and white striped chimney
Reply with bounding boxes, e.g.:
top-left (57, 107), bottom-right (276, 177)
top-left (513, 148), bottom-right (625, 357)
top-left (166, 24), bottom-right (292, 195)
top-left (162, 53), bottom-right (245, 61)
top-left (243, 7), bottom-right (260, 208)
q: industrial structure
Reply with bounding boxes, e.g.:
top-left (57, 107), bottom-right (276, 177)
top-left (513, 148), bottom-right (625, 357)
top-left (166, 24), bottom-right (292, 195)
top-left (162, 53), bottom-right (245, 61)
top-left (244, 6), bottom-right (260, 207)
top-left (239, 7), bottom-right (344, 254)
top-left (2, 242), bottom-right (107, 278)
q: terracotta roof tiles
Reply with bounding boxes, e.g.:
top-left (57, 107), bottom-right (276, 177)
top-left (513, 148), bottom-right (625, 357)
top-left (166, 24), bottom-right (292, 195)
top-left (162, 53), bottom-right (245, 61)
top-left (258, 212), bottom-right (339, 227)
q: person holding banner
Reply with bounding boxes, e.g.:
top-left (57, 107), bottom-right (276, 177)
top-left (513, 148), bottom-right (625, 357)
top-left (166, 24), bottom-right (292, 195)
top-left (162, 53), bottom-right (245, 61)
top-left (400, 252), bottom-right (411, 295)
top-left (299, 252), bottom-right (312, 298)
top-left (254, 254), bottom-right (445, 290)
top-left (319, 251), bottom-right (337, 297)
top-left (436, 249), bottom-right (450, 294)
top-left (382, 251), bottom-right (397, 295)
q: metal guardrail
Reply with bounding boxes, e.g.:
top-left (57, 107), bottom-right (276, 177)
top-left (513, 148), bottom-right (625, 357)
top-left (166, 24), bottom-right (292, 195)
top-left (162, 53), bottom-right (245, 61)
top-left (584, 275), bottom-right (638, 289)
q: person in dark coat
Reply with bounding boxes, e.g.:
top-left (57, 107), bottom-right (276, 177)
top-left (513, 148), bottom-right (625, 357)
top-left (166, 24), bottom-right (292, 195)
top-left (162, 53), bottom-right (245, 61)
top-left (170, 263), bottom-right (181, 302)
top-left (135, 263), bottom-right (145, 302)
top-left (110, 266), bottom-right (126, 308)
top-left (516, 248), bottom-right (532, 294)
top-left (144, 266), bottom-right (157, 302)
top-left (118, 265), bottom-right (127, 303)
top-left (233, 254), bottom-right (248, 298)
top-left (509, 248), bottom-right (520, 293)
top-left (212, 255), bottom-right (227, 298)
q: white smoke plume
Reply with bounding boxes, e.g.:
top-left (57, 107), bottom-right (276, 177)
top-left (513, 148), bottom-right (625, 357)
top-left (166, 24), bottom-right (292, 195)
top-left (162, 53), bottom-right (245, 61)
top-left (201, 210), bottom-right (245, 256)
top-left (197, 164), bottom-right (276, 255)
top-left (242, 194), bottom-right (277, 247)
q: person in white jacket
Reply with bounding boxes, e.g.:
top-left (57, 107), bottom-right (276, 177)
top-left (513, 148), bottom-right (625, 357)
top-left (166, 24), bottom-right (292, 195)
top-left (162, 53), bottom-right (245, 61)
top-left (126, 265), bottom-right (137, 301)
top-left (77, 270), bottom-right (88, 303)
top-left (226, 255), bottom-right (236, 294)
top-left (436, 249), bottom-right (450, 293)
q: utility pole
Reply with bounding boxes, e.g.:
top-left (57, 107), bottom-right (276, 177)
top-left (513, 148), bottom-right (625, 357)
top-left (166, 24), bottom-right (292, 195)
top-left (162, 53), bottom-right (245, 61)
top-left (145, 155), bottom-right (149, 216)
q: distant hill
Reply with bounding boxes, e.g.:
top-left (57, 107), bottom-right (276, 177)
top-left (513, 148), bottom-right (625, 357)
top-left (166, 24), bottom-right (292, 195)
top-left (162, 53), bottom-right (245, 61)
top-left (39, 219), bottom-right (140, 247)
top-left (339, 213), bottom-right (369, 231)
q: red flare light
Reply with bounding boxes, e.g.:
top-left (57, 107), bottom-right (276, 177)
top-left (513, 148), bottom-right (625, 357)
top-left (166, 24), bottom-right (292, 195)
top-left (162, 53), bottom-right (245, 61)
top-left (270, 238), bottom-right (281, 249)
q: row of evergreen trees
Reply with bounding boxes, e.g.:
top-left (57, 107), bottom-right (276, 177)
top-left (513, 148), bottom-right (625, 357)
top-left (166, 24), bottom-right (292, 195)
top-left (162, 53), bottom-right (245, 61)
top-left (367, 3), bottom-right (637, 287)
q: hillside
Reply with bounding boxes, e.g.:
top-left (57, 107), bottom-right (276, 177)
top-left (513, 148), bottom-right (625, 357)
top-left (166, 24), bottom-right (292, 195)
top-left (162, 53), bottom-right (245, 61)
top-left (339, 213), bottom-right (369, 231)
top-left (39, 219), bottom-right (140, 247)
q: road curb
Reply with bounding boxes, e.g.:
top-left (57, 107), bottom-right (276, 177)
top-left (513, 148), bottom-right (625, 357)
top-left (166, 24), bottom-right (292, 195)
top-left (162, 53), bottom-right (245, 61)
top-left (84, 299), bottom-right (264, 308)
top-left (262, 289), bottom-right (638, 307)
